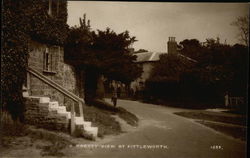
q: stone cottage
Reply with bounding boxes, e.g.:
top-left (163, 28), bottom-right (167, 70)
top-left (22, 0), bottom-right (98, 139)
top-left (26, 40), bottom-right (84, 109)
top-left (23, 40), bottom-right (98, 139)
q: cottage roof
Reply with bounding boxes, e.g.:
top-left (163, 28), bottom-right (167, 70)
top-left (135, 52), bottom-right (166, 63)
top-left (134, 51), bottom-right (197, 63)
top-left (178, 54), bottom-right (197, 63)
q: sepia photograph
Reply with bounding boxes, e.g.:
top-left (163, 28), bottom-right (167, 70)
top-left (1, 0), bottom-right (249, 157)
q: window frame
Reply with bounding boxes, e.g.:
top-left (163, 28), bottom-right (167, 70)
top-left (47, 0), bottom-right (60, 17)
top-left (43, 46), bottom-right (56, 74)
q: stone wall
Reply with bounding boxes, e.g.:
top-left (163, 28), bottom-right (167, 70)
top-left (24, 97), bottom-right (69, 132)
top-left (28, 40), bottom-right (84, 110)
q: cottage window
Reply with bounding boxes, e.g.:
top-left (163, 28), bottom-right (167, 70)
top-left (43, 46), bottom-right (59, 74)
top-left (43, 47), bottom-right (52, 71)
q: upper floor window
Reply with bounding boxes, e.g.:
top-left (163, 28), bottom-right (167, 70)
top-left (47, 0), bottom-right (60, 17)
top-left (48, 0), bottom-right (52, 16)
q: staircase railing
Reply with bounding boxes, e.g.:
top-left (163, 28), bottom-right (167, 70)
top-left (27, 67), bottom-right (84, 135)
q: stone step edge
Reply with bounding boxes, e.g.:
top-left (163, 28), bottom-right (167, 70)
top-left (82, 126), bottom-right (99, 140)
top-left (25, 95), bottom-right (99, 140)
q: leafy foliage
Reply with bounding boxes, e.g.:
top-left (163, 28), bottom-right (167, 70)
top-left (145, 38), bottom-right (248, 108)
top-left (64, 15), bottom-right (142, 84)
top-left (2, 0), bottom-right (68, 120)
top-left (65, 15), bottom-right (142, 104)
top-left (179, 39), bottom-right (203, 60)
top-left (231, 15), bottom-right (249, 46)
top-left (91, 28), bottom-right (142, 83)
top-left (145, 53), bottom-right (195, 101)
top-left (2, 0), bottom-right (30, 121)
top-left (28, 0), bottom-right (69, 45)
top-left (149, 53), bottom-right (194, 82)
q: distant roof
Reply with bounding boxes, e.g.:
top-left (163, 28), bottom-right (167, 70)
top-left (178, 54), bottom-right (197, 63)
top-left (134, 52), bottom-right (166, 63)
top-left (134, 51), bottom-right (197, 63)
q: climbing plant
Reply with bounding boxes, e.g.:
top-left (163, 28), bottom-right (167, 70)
top-left (1, 0), bottom-right (68, 121)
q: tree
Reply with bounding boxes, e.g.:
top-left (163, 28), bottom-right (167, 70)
top-left (2, 0), bottom-right (29, 121)
top-left (64, 14), bottom-right (142, 104)
top-left (146, 37), bottom-right (248, 108)
top-left (231, 15), bottom-right (249, 46)
top-left (145, 53), bottom-right (194, 101)
top-left (91, 28), bottom-right (142, 84)
top-left (150, 53), bottom-right (193, 81)
top-left (179, 39), bottom-right (203, 60)
top-left (227, 44), bottom-right (248, 97)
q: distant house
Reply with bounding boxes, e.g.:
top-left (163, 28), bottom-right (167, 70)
top-left (130, 51), bottom-right (165, 91)
top-left (130, 37), bottom-right (196, 92)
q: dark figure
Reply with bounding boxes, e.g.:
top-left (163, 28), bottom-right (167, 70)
top-left (117, 86), bottom-right (121, 98)
top-left (111, 86), bottom-right (118, 107)
top-left (224, 91), bottom-right (229, 107)
top-left (129, 88), bottom-right (134, 98)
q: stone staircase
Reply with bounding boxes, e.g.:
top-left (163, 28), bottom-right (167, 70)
top-left (24, 94), bottom-right (98, 140)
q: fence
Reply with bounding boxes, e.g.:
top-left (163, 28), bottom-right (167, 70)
top-left (225, 96), bottom-right (244, 108)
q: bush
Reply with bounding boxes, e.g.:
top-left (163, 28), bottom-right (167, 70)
top-left (0, 111), bottom-right (27, 136)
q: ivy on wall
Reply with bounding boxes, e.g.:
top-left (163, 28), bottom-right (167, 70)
top-left (28, 0), bottom-right (69, 45)
top-left (1, 0), bottom-right (68, 121)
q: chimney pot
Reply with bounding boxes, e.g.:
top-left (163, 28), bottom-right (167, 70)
top-left (167, 36), bottom-right (177, 54)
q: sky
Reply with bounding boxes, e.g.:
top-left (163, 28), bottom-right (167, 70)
top-left (67, 2), bottom-right (249, 52)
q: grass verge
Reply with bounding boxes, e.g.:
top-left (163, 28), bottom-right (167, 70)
top-left (83, 99), bottom-right (139, 137)
top-left (196, 120), bottom-right (246, 141)
top-left (82, 104), bottom-right (122, 138)
top-left (116, 107), bottom-right (138, 126)
top-left (174, 111), bottom-right (247, 141)
top-left (0, 111), bottom-right (73, 157)
top-left (174, 111), bottom-right (246, 125)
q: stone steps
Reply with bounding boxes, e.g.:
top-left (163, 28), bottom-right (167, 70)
top-left (24, 95), bottom-right (98, 140)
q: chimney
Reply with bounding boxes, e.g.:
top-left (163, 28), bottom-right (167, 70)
top-left (167, 37), bottom-right (177, 54)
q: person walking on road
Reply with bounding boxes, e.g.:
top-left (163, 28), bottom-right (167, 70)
top-left (225, 91), bottom-right (229, 107)
top-left (111, 84), bottom-right (118, 107)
